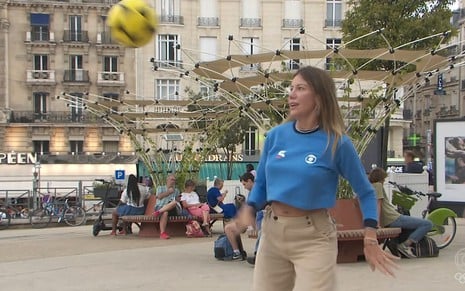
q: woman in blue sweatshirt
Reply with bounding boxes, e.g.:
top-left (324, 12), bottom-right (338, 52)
top-left (239, 66), bottom-right (398, 291)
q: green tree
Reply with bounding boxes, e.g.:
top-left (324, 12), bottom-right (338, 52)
top-left (343, 0), bottom-right (454, 49)
top-left (217, 116), bottom-right (251, 179)
top-left (342, 0), bottom-right (455, 70)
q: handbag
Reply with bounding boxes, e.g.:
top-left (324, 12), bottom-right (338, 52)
top-left (185, 220), bottom-right (204, 238)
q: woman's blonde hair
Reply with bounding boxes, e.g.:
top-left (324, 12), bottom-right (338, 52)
top-left (291, 66), bottom-right (346, 154)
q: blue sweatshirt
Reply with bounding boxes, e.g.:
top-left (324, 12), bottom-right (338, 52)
top-left (247, 121), bottom-right (378, 225)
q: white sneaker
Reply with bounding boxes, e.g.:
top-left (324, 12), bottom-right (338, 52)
top-left (397, 243), bottom-right (416, 258)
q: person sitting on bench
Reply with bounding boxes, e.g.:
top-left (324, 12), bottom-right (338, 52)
top-left (207, 178), bottom-right (237, 219)
top-left (111, 174), bottom-right (150, 236)
top-left (180, 179), bottom-right (211, 236)
top-left (153, 174), bottom-right (182, 239)
top-left (368, 167), bottom-right (433, 258)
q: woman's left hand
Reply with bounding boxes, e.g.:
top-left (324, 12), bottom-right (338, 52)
top-left (363, 237), bottom-right (399, 277)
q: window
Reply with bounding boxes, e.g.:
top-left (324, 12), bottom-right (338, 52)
top-left (103, 56), bottom-right (118, 72)
top-left (33, 55), bottom-right (48, 71)
top-left (288, 38), bottom-right (300, 70)
top-left (69, 92), bottom-right (84, 122)
top-left (69, 15), bottom-right (82, 41)
top-left (283, 0), bottom-right (302, 28)
top-left (241, 37), bottom-right (259, 70)
top-left (156, 79), bottom-right (180, 100)
top-left (326, 0), bottom-right (342, 27)
top-left (70, 140), bottom-right (84, 154)
top-left (244, 127), bottom-right (258, 156)
top-left (159, 0), bottom-right (183, 24)
top-left (103, 141), bottom-right (119, 153)
top-left (33, 92), bottom-right (47, 120)
top-left (33, 141), bottom-right (49, 154)
top-left (241, 0), bottom-right (260, 27)
top-left (30, 13), bottom-right (49, 41)
top-left (199, 37), bottom-right (217, 62)
top-left (325, 38), bottom-right (341, 70)
top-left (199, 0), bottom-right (218, 26)
top-left (70, 55), bottom-right (83, 70)
top-left (157, 34), bottom-right (181, 67)
top-left (69, 55), bottom-right (84, 81)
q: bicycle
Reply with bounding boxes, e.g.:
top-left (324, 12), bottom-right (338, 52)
top-left (388, 181), bottom-right (457, 249)
top-left (30, 196), bottom-right (86, 228)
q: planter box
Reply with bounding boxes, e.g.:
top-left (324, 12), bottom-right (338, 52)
top-left (330, 198), bottom-right (365, 263)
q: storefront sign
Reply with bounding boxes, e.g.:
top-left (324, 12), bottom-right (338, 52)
top-left (0, 152), bottom-right (37, 164)
top-left (167, 153), bottom-right (244, 162)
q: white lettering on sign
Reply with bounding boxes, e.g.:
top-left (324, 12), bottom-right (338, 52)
top-left (0, 153), bottom-right (37, 164)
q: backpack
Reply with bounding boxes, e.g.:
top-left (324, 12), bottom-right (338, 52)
top-left (214, 234), bottom-right (234, 260)
top-left (185, 220), bottom-right (204, 238)
top-left (412, 236), bottom-right (439, 258)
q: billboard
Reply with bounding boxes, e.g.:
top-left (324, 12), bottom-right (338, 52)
top-left (435, 119), bottom-right (465, 202)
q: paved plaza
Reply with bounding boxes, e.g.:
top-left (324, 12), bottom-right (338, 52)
top-left (1, 220), bottom-right (465, 291)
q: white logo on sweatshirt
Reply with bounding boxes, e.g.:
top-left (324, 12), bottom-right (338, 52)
top-left (305, 154), bottom-right (317, 164)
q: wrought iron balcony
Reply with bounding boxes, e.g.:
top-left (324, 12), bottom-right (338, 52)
top-left (240, 18), bottom-right (262, 28)
top-left (96, 32), bottom-right (118, 44)
top-left (282, 19), bottom-right (303, 28)
top-left (63, 30), bottom-right (89, 42)
top-left (26, 31), bottom-right (55, 42)
top-left (159, 15), bottom-right (184, 25)
top-left (63, 70), bottom-right (90, 82)
top-left (9, 111), bottom-right (105, 124)
top-left (197, 17), bottom-right (220, 27)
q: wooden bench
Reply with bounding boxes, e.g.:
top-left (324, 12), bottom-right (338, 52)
top-left (336, 227), bottom-right (401, 263)
top-left (121, 195), bottom-right (224, 238)
top-left (329, 199), bottom-right (402, 263)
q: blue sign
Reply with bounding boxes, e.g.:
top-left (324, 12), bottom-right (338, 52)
top-left (115, 170), bottom-right (125, 180)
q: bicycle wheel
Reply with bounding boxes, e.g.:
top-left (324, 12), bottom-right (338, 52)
top-left (63, 206), bottom-right (86, 226)
top-left (429, 216), bottom-right (456, 249)
top-left (30, 208), bottom-right (52, 228)
top-left (0, 208), bottom-right (11, 230)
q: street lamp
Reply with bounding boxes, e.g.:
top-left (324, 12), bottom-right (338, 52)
top-left (32, 162), bottom-right (41, 209)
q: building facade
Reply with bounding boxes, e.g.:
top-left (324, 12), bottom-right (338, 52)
top-left (0, 0), bottom-right (408, 182)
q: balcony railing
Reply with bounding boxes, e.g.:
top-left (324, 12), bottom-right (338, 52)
top-left (63, 30), bottom-right (89, 42)
top-left (240, 18), bottom-right (262, 28)
top-left (63, 70), bottom-right (90, 82)
top-left (282, 19), bottom-right (303, 28)
top-left (26, 31), bottom-right (55, 42)
top-left (152, 60), bottom-right (183, 69)
top-left (325, 19), bottom-right (342, 27)
top-left (97, 72), bottom-right (125, 84)
top-left (159, 15), bottom-right (184, 25)
top-left (9, 111), bottom-right (104, 124)
top-left (96, 32), bottom-right (118, 44)
top-left (26, 70), bottom-right (56, 83)
top-left (197, 17), bottom-right (219, 27)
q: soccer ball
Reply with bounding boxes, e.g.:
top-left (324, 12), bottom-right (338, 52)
top-left (107, 0), bottom-right (157, 48)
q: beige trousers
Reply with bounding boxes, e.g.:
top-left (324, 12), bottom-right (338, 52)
top-left (252, 209), bottom-right (337, 291)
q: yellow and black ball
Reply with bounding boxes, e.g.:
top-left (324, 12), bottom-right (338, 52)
top-left (107, 0), bottom-right (157, 48)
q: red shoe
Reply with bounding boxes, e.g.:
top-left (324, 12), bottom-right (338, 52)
top-left (110, 230), bottom-right (117, 236)
top-left (153, 210), bottom-right (161, 217)
top-left (160, 232), bottom-right (170, 239)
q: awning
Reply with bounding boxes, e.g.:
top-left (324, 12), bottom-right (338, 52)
top-left (31, 14), bottom-right (49, 25)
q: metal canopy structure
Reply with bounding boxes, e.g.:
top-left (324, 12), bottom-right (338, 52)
top-left (57, 29), bottom-right (465, 185)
